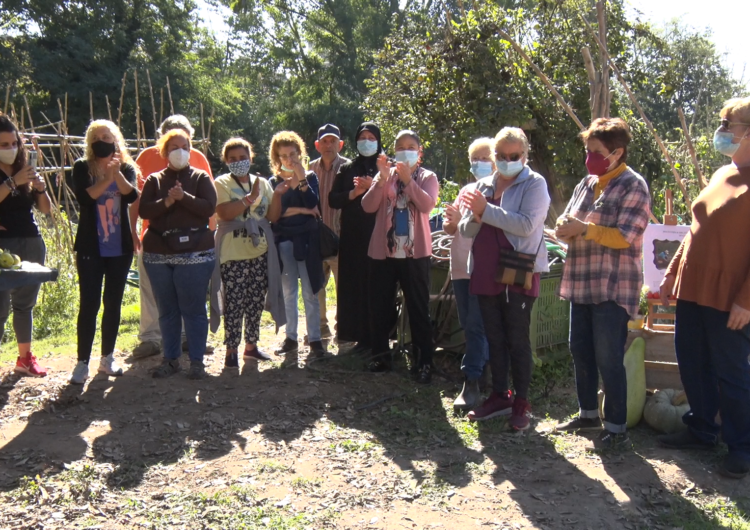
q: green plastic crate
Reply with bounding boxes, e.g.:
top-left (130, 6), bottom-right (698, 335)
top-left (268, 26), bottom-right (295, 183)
top-left (530, 272), bottom-right (570, 352)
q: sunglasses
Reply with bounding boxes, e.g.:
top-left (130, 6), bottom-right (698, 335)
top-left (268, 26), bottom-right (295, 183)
top-left (720, 119), bottom-right (750, 129)
top-left (495, 153), bottom-right (522, 162)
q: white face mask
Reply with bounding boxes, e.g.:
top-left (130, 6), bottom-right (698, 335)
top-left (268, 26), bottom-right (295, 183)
top-left (0, 148), bottom-right (18, 166)
top-left (168, 148), bottom-right (190, 170)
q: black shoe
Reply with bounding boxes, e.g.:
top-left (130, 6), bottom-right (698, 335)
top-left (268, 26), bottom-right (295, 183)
top-left (368, 357), bottom-right (392, 372)
top-left (718, 453), bottom-right (750, 479)
top-left (555, 415), bottom-right (603, 433)
top-left (153, 359), bottom-right (180, 379)
top-left (225, 351), bottom-right (239, 368)
top-left (454, 378), bottom-right (480, 410)
top-left (243, 346), bottom-right (271, 362)
top-left (415, 364), bottom-right (432, 385)
top-left (308, 341), bottom-right (327, 360)
top-left (187, 361), bottom-right (207, 380)
top-left (274, 338), bottom-right (299, 356)
top-left (657, 429), bottom-right (716, 451)
top-left (588, 430), bottom-right (631, 451)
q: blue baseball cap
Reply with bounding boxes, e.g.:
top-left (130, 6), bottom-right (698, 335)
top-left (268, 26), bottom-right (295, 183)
top-left (317, 124), bottom-right (341, 140)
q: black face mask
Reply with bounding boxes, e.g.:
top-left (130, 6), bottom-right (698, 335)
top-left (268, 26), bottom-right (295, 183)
top-left (92, 140), bottom-right (116, 159)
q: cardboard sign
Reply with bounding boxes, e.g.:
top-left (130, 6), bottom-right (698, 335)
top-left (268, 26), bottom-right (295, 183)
top-left (642, 224), bottom-right (690, 293)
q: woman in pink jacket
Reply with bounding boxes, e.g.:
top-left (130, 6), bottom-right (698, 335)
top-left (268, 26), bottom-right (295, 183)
top-left (361, 130), bottom-right (439, 383)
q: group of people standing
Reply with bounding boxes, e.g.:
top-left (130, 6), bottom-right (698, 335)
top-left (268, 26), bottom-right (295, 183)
top-left (0, 94), bottom-right (748, 479)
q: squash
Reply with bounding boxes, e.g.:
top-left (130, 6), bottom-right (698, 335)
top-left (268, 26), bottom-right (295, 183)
top-left (643, 389), bottom-right (690, 434)
top-left (597, 337), bottom-right (647, 428)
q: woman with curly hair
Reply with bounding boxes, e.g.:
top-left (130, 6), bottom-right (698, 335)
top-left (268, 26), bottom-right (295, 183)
top-left (268, 130), bottom-right (326, 366)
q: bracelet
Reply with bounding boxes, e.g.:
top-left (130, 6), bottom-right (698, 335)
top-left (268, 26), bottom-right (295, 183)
top-left (32, 187), bottom-right (47, 195)
top-left (5, 178), bottom-right (16, 191)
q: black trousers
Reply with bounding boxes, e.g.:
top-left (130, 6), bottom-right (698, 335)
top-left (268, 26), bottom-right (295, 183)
top-left (76, 253), bottom-right (133, 362)
top-left (369, 257), bottom-right (433, 366)
top-left (477, 290), bottom-right (535, 400)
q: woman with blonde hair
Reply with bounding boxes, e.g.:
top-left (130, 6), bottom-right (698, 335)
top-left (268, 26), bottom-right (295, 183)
top-left (70, 120), bottom-right (139, 384)
top-left (658, 96), bottom-right (750, 479)
top-left (0, 113), bottom-right (51, 377)
top-left (268, 130), bottom-right (326, 366)
top-left (459, 127), bottom-right (550, 428)
top-left (139, 128), bottom-right (217, 380)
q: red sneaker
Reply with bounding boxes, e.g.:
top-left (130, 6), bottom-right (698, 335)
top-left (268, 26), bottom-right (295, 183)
top-left (509, 397), bottom-right (531, 431)
top-left (467, 391), bottom-right (514, 421)
top-left (14, 352), bottom-right (47, 377)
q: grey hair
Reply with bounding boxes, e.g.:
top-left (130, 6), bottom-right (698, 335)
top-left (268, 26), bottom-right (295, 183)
top-left (159, 114), bottom-right (195, 138)
top-left (495, 127), bottom-right (529, 155)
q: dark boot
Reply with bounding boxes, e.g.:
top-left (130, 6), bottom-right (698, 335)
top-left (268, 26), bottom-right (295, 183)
top-left (454, 378), bottom-right (480, 410)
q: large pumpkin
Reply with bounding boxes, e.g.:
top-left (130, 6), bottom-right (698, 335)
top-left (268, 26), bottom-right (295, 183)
top-left (643, 389), bottom-right (690, 434)
top-left (597, 337), bottom-right (647, 428)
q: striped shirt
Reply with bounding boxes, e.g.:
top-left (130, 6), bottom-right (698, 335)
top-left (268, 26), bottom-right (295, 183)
top-left (558, 166), bottom-right (650, 318)
top-left (309, 154), bottom-right (350, 237)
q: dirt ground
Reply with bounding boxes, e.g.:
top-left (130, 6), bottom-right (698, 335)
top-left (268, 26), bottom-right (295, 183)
top-left (0, 318), bottom-right (748, 530)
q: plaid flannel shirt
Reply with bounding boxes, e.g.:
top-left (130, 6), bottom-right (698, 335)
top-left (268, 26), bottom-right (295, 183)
top-left (558, 166), bottom-right (650, 318)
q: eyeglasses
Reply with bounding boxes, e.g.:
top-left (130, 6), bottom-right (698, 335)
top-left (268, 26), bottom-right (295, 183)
top-left (495, 153), bottom-right (522, 162)
top-left (278, 153), bottom-right (299, 161)
top-left (720, 119), bottom-right (750, 129)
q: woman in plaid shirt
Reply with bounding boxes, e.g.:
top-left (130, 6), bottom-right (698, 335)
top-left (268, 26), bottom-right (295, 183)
top-left (554, 118), bottom-right (650, 449)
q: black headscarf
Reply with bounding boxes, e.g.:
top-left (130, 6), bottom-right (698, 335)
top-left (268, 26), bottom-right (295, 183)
top-left (352, 121), bottom-right (384, 177)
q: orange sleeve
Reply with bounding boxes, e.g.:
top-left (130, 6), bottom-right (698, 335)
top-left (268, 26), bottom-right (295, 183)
top-left (190, 149), bottom-right (213, 179)
top-left (585, 224), bottom-right (630, 249)
top-left (135, 147), bottom-right (166, 190)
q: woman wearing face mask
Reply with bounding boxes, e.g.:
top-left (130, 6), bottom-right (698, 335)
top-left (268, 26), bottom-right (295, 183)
top-left (70, 120), bottom-right (139, 384)
top-left (139, 129), bottom-right (217, 380)
top-left (267, 130), bottom-right (326, 366)
top-left (0, 113), bottom-right (51, 377)
top-left (442, 137), bottom-right (493, 410)
top-left (328, 122), bottom-right (382, 353)
top-left (458, 128), bottom-right (550, 430)
top-left (362, 130), bottom-right (439, 383)
top-left (553, 118), bottom-right (650, 449)
top-left (656, 97), bottom-right (750, 479)
top-left (210, 137), bottom-right (283, 369)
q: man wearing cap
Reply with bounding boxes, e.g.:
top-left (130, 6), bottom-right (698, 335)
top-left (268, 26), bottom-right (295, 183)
top-left (309, 124), bottom-right (350, 342)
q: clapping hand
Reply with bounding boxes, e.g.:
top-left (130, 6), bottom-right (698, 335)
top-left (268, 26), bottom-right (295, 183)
top-left (444, 203), bottom-right (461, 225)
top-left (461, 189), bottom-right (488, 220)
top-left (352, 176), bottom-right (373, 197)
top-left (555, 214), bottom-right (587, 240)
top-left (168, 181), bottom-right (184, 201)
top-left (396, 161), bottom-right (412, 184)
top-left (105, 153), bottom-right (121, 181)
top-left (374, 154), bottom-right (391, 187)
top-left (274, 180), bottom-right (290, 196)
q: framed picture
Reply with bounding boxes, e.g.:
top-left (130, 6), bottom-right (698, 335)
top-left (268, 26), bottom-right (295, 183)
top-left (642, 224), bottom-right (690, 293)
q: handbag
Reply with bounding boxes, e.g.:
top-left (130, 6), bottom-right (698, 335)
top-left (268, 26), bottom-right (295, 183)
top-left (494, 232), bottom-right (544, 291)
top-left (318, 219), bottom-right (339, 259)
top-left (161, 227), bottom-right (208, 252)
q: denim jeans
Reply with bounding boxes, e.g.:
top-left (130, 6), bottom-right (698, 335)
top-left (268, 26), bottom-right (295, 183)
top-left (144, 258), bottom-right (215, 363)
top-left (675, 300), bottom-right (750, 461)
top-left (453, 279), bottom-right (489, 380)
top-left (569, 301), bottom-right (630, 433)
top-left (279, 241), bottom-right (321, 342)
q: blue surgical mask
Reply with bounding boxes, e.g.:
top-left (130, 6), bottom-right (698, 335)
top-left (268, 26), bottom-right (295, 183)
top-left (497, 160), bottom-right (524, 179)
top-left (228, 159), bottom-right (251, 177)
top-left (357, 140), bottom-right (378, 157)
top-left (470, 161), bottom-right (494, 179)
top-left (395, 150), bottom-right (419, 167)
top-left (713, 129), bottom-right (744, 157)
top-left (281, 165), bottom-right (294, 172)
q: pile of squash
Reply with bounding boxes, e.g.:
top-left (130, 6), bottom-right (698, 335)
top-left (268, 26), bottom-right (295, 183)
top-left (597, 337), bottom-right (690, 433)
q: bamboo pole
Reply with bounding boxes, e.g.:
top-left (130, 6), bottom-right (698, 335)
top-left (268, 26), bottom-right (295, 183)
top-left (495, 28), bottom-right (585, 130)
top-left (105, 95), bottom-right (113, 122)
top-left (64, 93), bottom-right (68, 125)
top-left (159, 88), bottom-right (164, 125)
top-left (3, 86), bottom-right (9, 114)
top-left (89, 92), bottom-right (94, 121)
top-left (117, 71), bottom-right (127, 127)
top-left (166, 76), bottom-right (175, 115)
top-left (146, 69), bottom-right (158, 138)
top-left (596, 1), bottom-right (610, 118)
top-left (678, 108), bottom-right (707, 189)
top-left (577, 12), bottom-right (691, 209)
top-left (23, 95), bottom-right (35, 129)
top-left (134, 70), bottom-right (141, 151)
top-left (200, 103), bottom-right (207, 155)
top-left (206, 107), bottom-right (215, 150)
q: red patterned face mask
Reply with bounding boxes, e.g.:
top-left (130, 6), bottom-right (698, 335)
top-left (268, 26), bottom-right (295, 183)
top-left (585, 151), bottom-right (614, 176)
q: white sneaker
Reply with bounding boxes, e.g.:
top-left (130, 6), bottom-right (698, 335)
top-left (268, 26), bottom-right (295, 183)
top-left (98, 353), bottom-right (124, 376)
top-left (70, 361), bottom-right (89, 385)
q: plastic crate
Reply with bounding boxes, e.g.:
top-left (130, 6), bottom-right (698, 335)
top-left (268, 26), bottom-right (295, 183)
top-left (530, 274), bottom-right (570, 352)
